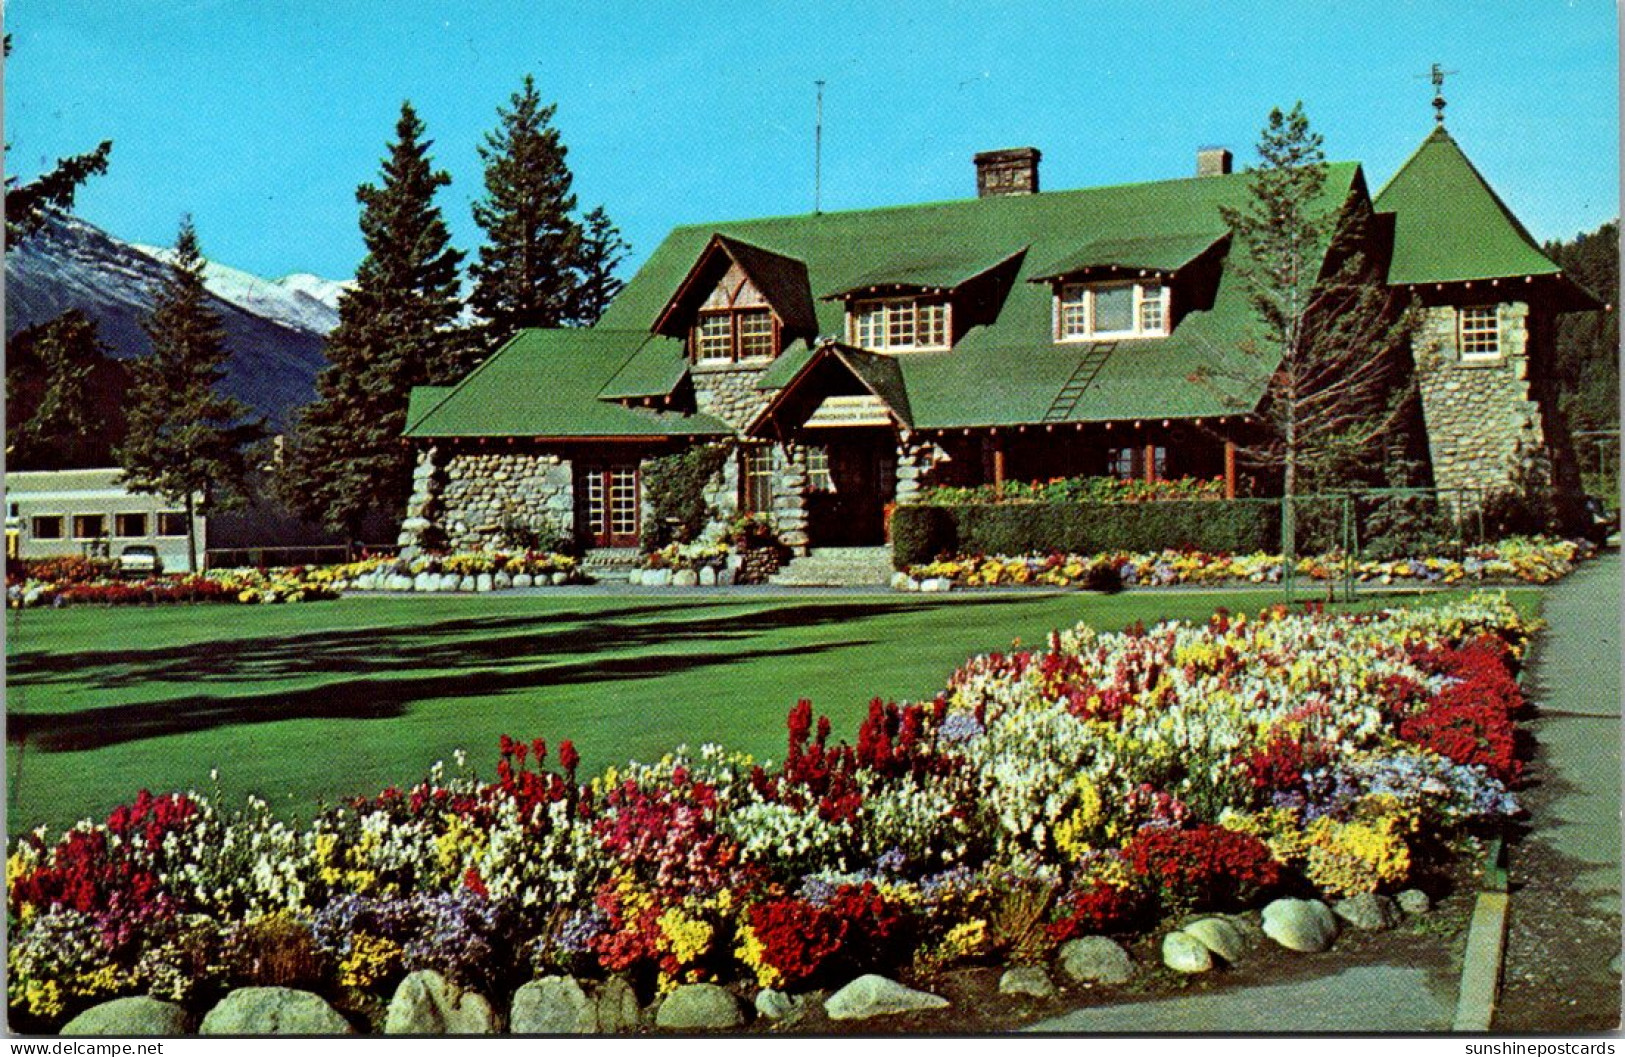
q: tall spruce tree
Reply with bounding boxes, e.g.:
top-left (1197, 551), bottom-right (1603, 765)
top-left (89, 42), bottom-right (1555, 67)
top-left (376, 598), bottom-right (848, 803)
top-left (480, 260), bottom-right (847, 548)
top-left (6, 310), bottom-right (104, 467)
top-left (279, 102), bottom-right (467, 542)
top-left (469, 75), bottom-right (581, 347)
top-left (570, 205), bottom-right (630, 326)
top-left (118, 218), bottom-right (259, 572)
top-left (1195, 103), bottom-right (1417, 562)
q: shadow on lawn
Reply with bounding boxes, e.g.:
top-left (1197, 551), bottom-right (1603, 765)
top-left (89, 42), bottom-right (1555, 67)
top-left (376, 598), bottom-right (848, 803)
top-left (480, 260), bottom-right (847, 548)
top-left (10, 636), bottom-right (879, 753)
top-left (7, 595), bottom-right (1044, 752)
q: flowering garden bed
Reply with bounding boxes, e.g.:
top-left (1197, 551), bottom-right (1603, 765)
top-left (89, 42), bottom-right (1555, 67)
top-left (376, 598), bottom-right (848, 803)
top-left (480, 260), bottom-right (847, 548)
top-left (7, 592), bottom-right (1536, 1031)
top-left (901, 536), bottom-right (1590, 590)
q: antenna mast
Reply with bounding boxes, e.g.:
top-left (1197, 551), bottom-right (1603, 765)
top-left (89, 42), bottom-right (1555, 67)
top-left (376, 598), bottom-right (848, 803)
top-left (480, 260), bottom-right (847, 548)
top-left (814, 79), bottom-right (825, 214)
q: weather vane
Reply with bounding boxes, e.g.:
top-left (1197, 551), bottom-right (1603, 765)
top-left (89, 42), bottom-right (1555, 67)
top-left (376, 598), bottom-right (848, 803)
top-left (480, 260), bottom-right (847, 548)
top-left (1420, 63), bottom-right (1458, 126)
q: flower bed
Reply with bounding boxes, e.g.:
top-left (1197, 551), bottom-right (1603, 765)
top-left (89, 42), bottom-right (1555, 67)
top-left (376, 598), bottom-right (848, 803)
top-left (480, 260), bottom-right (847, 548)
top-left (7, 594), bottom-right (1535, 1029)
top-left (903, 536), bottom-right (1590, 590)
top-left (8, 568), bottom-right (342, 608)
top-left (918, 476), bottom-right (1228, 506)
top-left (307, 551), bottom-right (585, 593)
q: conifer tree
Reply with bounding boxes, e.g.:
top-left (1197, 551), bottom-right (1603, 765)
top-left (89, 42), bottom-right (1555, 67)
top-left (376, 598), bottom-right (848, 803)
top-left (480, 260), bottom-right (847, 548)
top-left (6, 310), bottom-right (104, 466)
top-left (570, 205), bottom-right (630, 325)
top-left (118, 218), bottom-right (259, 572)
top-left (469, 75), bottom-right (581, 347)
top-left (279, 102), bottom-right (467, 542)
top-left (3, 36), bottom-right (113, 242)
top-left (1194, 103), bottom-right (1417, 563)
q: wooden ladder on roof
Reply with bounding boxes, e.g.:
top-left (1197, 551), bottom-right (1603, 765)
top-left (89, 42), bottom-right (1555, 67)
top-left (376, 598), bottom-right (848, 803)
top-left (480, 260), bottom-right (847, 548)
top-left (1041, 341), bottom-right (1116, 423)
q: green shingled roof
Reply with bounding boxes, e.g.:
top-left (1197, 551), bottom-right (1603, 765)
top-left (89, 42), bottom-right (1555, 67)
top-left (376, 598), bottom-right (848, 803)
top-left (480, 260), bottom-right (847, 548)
top-left (404, 329), bottom-right (732, 439)
top-left (1374, 127), bottom-right (1563, 285)
top-left (593, 163), bottom-right (1364, 427)
top-left (1028, 232), bottom-right (1226, 280)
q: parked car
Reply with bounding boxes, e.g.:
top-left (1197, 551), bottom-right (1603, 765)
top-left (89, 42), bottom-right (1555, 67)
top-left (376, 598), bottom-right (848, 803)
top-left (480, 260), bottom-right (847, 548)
top-left (1583, 495), bottom-right (1618, 546)
top-left (116, 544), bottom-right (163, 577)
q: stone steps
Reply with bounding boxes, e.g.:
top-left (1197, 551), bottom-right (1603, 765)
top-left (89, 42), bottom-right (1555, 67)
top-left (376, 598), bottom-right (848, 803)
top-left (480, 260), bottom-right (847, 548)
top-left (769, 546), bottom-right (895, 587)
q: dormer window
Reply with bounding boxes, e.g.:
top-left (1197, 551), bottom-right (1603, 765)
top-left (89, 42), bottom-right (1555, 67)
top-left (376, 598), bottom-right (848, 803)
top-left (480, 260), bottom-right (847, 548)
top-left (689, 266), bottom-right (781, 364)
top-left (849, 297), bottom-right (951, 352)
top-left (1056, 281), bottom-right (1169, 341)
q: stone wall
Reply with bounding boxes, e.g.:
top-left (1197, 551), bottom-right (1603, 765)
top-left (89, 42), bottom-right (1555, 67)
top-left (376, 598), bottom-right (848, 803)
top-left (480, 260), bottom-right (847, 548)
top-left (773, 444), bottom-right (809, 550)
top-left (433, 450), bottom-right (575, 552)
top-left (1414, 302), bottom-right (1552, 508)
top-left (895, 433), bottom-right (951, 505)
top-left (692, 364), bottom-right (773, 431)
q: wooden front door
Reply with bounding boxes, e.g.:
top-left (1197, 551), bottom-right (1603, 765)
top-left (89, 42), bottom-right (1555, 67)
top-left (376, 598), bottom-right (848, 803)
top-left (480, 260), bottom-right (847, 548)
top-left (807, 433), bottom-right (896, 546)
top-left (578, 463), bottom-right (640, 547)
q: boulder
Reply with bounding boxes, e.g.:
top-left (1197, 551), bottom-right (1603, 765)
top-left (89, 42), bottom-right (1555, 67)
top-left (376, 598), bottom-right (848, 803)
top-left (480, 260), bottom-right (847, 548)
top-left (824, 975), bottom-right (947, 1021)
top-left (699, 566), bottom-right (718, 587)
top-left (1056, 936), bottom-right (1134, 985)
top-left (626, 569), bottom-right (643, 586)
top-left (673, 569), bottom-right (699, 588)
top-left (645, 568), bottom-right (673, 588)
top-left (439, 573), bottom-right (460, 592)
top-left (513, 573), bottom-right (534, 588)
top-left (414, 571), bottom-right (435, 592)
top-left (62, 996), bottom-right (190, 1036)
top-left (754, 988), bottom-right (805, 1021)
top-left (1162, 931), bottom-right (1214, 973)
top-left (998, 966), bottom-right (1056, 998)
top-left (384, 970), bottom-right (496, 1034)
top-left (458, 575), bottom-right (476, 592)
top-left (654, 983), bottom-right (743, 1030)
top-left (1261, 898), bottom-right (1339, 953)
top-left (475, 573), bottom-right (494, 593)
top-left (716, 568), bottom-right (735, 587)
top-left (494, 572), bottom-right (513, 590)
top-left (511, 976), bottom-right (595, 1034)
top-left (1396, 889), bottom-right (1432, 916)
top-left (890, 571), bottom-right (912, 591)
top-left (1333, 892), bottom-right (1401, 932)
top-left (1182, 917), bottom-right (1248, 963)
top-left (594, 976), bottom-right (641, 1034)
top-left (200, 987), bottom-right (353, 1035)
top-left (550, 572), bottom-right (570, 586)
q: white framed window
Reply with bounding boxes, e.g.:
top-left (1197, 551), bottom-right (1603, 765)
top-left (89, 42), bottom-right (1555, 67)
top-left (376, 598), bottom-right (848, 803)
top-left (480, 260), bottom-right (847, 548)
top-left (805, 446), bottom-right (834, 492)
top-left (1458, 305), bottom-right (1501, 361)
top-left (741, 445), bottom-right (775, 514)
top-left (1057, 282), bottom-right (1169, 340)
top-left (72, 514), bottom-right (107, 540)
top-left (115, 513), bottom-right (148, 538)
top-left (690, 266), bottom-right (781, 363)
top-left (847, 298), bottom-right (952, 352)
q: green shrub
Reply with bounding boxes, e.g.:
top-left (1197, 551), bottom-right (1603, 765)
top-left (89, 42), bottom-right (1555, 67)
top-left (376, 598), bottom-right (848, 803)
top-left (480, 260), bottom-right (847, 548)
top-left (640, 445), bottom-right (731, 550)
top-left (890, 500), bottom-right (1277, 566)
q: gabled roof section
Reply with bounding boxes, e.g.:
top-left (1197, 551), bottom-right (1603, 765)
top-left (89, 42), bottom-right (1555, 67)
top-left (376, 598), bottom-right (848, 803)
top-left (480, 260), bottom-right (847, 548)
top-left (1374, 127), bottom-right (1565, 286)
top-left (404, 329), bottom-right (731, 439)
top-left (405, 386), bottom-right (455, 433)
top-left (823, 247), bottom-right (1028, 299)
top-left (746, 343), bottom-right (913, 436)
top-left (596, 334), bottom-right (692, 400)
top-left (651, 234), bottom-right (817, 340)
top-left (1028, 232), bottom-right (1227, 282)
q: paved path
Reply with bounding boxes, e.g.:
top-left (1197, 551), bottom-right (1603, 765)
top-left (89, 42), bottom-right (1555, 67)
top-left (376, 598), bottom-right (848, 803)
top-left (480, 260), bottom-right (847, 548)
top-left (1495, 550), bottom-right (1621, 1030)
top-left (1027, 965), bottom-right (1455, 1033)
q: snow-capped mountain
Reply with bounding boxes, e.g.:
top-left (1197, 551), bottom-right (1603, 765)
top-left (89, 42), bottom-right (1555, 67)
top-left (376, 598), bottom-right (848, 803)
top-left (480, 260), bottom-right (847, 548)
top-left (133, 242), bottom-right (351, 335)
top-left (6, 213), bottom-right (343, 432)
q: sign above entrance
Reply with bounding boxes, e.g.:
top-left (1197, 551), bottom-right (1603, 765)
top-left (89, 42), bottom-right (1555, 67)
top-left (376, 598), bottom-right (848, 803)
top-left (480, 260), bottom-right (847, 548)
top-left (805, 394), bottom-right (892, 428)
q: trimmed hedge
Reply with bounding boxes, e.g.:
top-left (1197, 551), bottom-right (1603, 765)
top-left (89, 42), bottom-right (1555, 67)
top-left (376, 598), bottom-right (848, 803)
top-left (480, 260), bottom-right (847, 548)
top-left (890, 500), bottom-right (1279, 568)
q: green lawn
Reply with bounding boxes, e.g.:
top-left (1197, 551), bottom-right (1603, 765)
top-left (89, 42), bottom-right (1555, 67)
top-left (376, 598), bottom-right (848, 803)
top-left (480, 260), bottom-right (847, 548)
top-left (5, 587), bottom-right (1537, 836)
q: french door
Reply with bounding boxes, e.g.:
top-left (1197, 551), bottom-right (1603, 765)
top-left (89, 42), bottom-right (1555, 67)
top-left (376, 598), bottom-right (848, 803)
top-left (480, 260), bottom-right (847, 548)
top-left (579, 463), bottom-right (640, 547)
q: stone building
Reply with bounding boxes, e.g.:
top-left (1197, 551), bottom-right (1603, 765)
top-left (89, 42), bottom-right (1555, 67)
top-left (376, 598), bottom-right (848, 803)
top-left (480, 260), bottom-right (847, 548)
top-left (399, 120), bottom-right (1600, 559)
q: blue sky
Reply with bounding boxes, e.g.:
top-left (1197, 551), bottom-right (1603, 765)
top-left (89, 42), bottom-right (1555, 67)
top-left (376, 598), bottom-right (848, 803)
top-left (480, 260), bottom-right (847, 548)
top-left (7, 0), bottom-right (1618, 281)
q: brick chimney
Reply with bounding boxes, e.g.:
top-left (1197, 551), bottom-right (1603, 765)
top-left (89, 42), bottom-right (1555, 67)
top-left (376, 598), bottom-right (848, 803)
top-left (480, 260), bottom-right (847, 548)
top-left (1196, 147), bottom-right (1233, 177)
top-left (975, 147), bottom-right (1041, 197)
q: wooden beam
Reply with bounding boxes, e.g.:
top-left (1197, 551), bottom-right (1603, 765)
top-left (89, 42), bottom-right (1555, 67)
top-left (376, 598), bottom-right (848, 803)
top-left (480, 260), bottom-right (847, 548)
top-left (1143, 443), bottom-right (1156, 485)
top-left (993, 436), bottom-right (1006, 500)
top-left (1224, 439), bottom-right (1237, 500)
